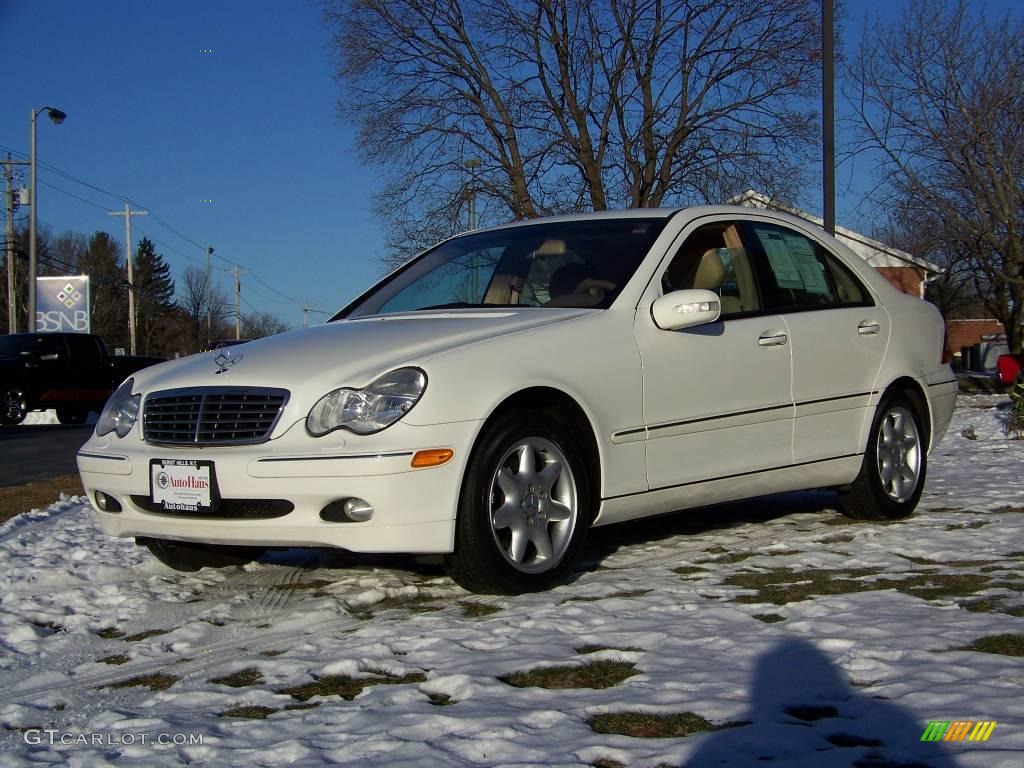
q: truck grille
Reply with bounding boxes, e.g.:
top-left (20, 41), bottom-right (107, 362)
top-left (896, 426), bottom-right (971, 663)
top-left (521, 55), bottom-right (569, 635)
top-left (143, 387), bottom-right (289, 446)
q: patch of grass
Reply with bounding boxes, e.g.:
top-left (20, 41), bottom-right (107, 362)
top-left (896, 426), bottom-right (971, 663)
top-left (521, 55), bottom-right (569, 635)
top-left (459, 601), bottom-right (501, 618)
top-left (210, 668), bottom-right (264, 688)
top-left (671, 566), bottom-right (709, 575)
top-left (96, 627), bottom-right (126, 639)
top-left (752, 613), bottom-right (786, 623)
top-left (574, 645), bottom-right (644, 655)
top-left (0, 474), bottom-right (84, 525)
top-left (724, 567), bottom-right (882, 604)
top-left (279, 670), bottom-right (427, 702)
top-left (124, 629), bottom-right (170, 642)
top-left (900, 555), bottom-right (999, 568)
top-left (499, 660), bottom-right (638, 690)
top-left (105, 672), bottom-right (179, 691)
top-left (703, 552), bottom-right (754, 564)
top-left (587, 711), bottom-right (717, 738)
top-left (962, 633), bottom-right (1024, 656)
top-left (946, 521), bottom-right (989, 531)
top-left (785, 705), bottom-right (838, 721)
top-left (29, 619), bottom-right (64, 633)
top-left (370, 594), bottom-right (444, 614)
top-left (565, 589), bottom-right (652, 603)
top-left (959, 598), bottom-right (1002, 613)
top-left (819, 532), bottom-right (856, 544)
top-left (1004, 606), bottom-right (1024, 617)
top-left (283, 702), bottom-right (320, 711)
top-left (827, 733), bottom-right (884, 748)
top-left (725, 567), bottom-right (995, 605)
top-left (260, 649), bottom-right (287, 657)
top-left (219, 705), bottom-right (278, 719)
top-left (98, 654), bottom-right (131, 665)
top-left (591, 760), bottom-right (626, 768)
top-left (427, 692), bottom-right (455, 706)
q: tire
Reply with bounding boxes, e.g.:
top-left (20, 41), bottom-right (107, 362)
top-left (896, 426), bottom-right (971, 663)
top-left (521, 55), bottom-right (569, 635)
top-left (839, 393), bottom-right (928, 520)
top-left (443, 409), bottom-right (593, 594)
top-left (139, 537), bottom-right (263, 572)
top-left (1, 388), bottom-right (28, 425)
top-left (56, 407), bottom-right (89, 425)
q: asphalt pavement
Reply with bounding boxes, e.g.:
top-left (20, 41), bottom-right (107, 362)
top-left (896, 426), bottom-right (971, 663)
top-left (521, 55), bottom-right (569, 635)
top-left (0, 424), bottom-right (93, 487)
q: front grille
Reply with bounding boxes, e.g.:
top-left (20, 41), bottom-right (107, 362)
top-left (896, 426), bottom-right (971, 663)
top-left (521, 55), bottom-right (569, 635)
top-left (132, 496), bottom-right (294, 519)
top-left (143, 387), bottom-right (289, 446)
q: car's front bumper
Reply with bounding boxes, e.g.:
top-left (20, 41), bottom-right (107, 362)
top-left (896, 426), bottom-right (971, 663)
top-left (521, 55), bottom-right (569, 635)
top-left (77, 418), bottom-right (482, 554)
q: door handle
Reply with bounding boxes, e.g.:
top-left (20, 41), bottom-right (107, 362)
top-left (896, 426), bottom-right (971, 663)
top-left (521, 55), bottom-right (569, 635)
top-left (758, 330), bottom-right (788, 347)
top-left (858, 320), bottom-right (881, 336)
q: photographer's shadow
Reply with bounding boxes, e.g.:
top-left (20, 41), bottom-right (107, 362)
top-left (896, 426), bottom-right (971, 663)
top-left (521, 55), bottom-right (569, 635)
top-left (686, 638), bottom-right (959, 767)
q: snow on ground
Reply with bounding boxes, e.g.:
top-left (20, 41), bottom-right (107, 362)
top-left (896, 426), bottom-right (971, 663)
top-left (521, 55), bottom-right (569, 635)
top-left (22, 410), bottom-right (60, 426)
top-left (0, 396), bottom-right (1022, 767)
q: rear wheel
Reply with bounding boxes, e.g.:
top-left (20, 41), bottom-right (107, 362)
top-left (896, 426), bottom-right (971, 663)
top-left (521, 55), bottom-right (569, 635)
top-left (1, 388), bottom-right (27, 425)
top-left (139, 537), bottom-right (263, 572)
top-left (56, 407), bottom-right (89, 425)
top-left (840, 394), bottom-right (927, 520)
top-left (444, 409), bottom-right (592, 594)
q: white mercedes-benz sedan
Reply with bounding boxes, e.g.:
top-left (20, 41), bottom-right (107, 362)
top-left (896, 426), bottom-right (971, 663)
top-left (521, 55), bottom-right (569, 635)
top-left (77, 207), bottom-right (956, 594)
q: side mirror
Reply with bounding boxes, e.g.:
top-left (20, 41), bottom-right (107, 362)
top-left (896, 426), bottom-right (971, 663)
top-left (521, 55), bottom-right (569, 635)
top-left (651, 289), bottom-right (722, 331)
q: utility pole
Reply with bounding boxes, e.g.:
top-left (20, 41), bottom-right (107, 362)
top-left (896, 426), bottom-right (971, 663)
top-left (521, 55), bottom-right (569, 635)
top-left (303, 303), bottom-right (310, 328)
top-left (5, 154), bottom-right (29, 333)
top-left (109, 203), bottom-right (148, 355)
top-left (230, 266), bottom-right (246, 340)
top-left (206, 246), bottom-right (214, 345)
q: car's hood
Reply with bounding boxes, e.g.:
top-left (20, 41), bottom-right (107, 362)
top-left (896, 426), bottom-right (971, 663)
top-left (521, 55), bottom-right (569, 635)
top-left (133, 308), bottom-right (597, 397)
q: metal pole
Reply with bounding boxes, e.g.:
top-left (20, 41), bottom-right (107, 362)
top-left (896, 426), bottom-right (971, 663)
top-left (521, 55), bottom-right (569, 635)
top-left (206, 246), bottom-right (213, 345)
top-left (303, 303), bottom-right (309, 328)
top-left (5, 155), bottom-right (16, 333)
top-left (823, 0), bottom-right (836, 236)
top-left (28, 109), bottom-right (38, 332)
top-left (233, 266), bottom-right (241, 340)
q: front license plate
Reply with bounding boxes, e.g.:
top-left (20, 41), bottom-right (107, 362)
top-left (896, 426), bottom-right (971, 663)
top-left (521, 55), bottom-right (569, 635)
top-left (150, 459), bottom-right (217, 513)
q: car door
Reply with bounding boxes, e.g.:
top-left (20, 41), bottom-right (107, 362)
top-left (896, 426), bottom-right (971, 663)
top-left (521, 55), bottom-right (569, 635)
top-left (633, 217), bottom-right (794, 491)
top-left (741, 220), bottom-right (889, 463)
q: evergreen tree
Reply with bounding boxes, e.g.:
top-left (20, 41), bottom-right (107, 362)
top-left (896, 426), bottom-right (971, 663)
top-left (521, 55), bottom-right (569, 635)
top-left (133, 237), bottom-right (175, 355)
top-left (79, 231), bottom-right (128, 350)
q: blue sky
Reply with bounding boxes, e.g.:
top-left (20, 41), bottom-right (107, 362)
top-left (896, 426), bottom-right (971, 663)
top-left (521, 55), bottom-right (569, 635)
top-left (0, 0), bottom-right (1016, 327)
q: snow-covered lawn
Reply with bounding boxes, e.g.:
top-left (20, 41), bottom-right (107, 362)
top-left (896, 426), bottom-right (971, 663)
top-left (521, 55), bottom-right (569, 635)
top-left (1, 397), bottom-right (1022, 767)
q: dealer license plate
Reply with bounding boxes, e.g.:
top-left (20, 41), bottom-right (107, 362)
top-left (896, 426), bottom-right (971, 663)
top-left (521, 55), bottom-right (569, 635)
top-left (150, 459), bottom-right (217, 513)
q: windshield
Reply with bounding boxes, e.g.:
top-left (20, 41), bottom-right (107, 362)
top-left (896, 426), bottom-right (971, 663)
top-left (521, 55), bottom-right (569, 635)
top-left (337, 217), bottom-right (668, 319)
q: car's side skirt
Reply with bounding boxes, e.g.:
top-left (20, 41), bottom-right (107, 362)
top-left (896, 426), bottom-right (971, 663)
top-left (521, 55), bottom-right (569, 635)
top-left (593, 453), bottom-right (863, 527)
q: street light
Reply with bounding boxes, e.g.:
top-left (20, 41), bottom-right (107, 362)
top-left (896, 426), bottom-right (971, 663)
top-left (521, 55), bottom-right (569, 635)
top-left (28, 106), bottom-right (67, 333)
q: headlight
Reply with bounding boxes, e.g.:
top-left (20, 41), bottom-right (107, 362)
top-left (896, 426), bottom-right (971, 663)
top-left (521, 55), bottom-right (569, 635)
top-left (307, 368), bottom-right (427, 436)
top-left (96, 378), bottom-right (141, 438)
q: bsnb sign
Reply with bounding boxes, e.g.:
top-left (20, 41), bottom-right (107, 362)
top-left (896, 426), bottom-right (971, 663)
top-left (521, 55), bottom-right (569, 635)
top-left (37, 276), bottom-right (91, 333)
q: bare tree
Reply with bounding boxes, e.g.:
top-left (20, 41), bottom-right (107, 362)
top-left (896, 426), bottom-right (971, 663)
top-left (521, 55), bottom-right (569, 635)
top-left (243, 310), bottom-right (291, 339)
top-left (325, 0), bottom-right (821, 266)
top-left (848, 0), bottom-right (1024, 352)
top-left (179, 267), bottom-right (230, 352)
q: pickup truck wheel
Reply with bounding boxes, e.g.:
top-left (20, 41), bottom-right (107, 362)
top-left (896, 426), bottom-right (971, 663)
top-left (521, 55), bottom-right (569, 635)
top-left (839, 394), bottom-right (927, 520)
top-left (139, 537), bottom-right (263, 572)
top-left (1, 388), bottom-right (27, 425)
top-left (56, 407), bottom-right (89, 425)
top-left (443, 409), bottom-right (592, 594)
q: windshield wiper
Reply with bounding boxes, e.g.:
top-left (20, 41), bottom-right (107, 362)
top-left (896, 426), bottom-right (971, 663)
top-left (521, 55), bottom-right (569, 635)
top-left (415, 302), bottom-right (486, 310)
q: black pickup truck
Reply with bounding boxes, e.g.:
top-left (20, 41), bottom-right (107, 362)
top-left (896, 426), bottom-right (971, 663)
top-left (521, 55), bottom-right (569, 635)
top-left (0, 333), bottom-right (164, 425)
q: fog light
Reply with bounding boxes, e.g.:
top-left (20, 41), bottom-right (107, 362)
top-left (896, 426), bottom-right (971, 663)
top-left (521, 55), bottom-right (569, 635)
top-left (343, 498), bottom-right (374, 522)
top-left (95, 491), bottom-right (122, 513)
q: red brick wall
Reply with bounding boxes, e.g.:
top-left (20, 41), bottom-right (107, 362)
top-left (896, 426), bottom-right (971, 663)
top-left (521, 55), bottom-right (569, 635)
top-left (876, 266), bottom-right (925, 297)
top-left (947, 319), bottom-right (1006, 352)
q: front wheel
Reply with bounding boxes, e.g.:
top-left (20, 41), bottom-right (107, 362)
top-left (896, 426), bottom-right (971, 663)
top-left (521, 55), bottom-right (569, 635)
top-left (1, 388), bottom-right (28, 425)
top-left (839, 394), bottom-right (927, 520)
top-left (443, 410), bottom-right (592, 594)
top-left (139, 537), bottom-right (263, 572)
